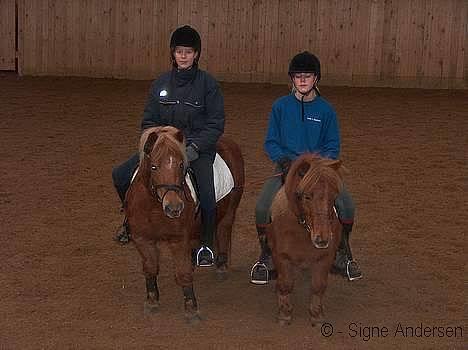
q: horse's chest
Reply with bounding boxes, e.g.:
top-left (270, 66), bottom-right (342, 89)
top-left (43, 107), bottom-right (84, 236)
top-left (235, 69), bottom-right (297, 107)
top-left (146, 209), bottom-right (193, 238)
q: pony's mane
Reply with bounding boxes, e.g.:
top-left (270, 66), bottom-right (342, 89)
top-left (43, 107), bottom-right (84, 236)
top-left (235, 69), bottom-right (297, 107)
top-left (139, 126), bottom-right (187, 165)
top-left (285, 153), bottom-right (345, 201)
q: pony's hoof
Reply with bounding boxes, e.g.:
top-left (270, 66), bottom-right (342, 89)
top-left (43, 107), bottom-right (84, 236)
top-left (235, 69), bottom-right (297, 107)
top-left (277, 316), bottom-right (292, 326)
top-left (309, 314), bottom-right (325, 327)
top-left (185, 311), bottom-right (202, 325)
top-left (143, 300), bottom-right (160, 314)
top-left (216, 267), bottom-right (228, 281)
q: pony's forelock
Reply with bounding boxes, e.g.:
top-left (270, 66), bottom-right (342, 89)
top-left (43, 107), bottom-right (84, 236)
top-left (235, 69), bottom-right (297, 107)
top-left (139, 126), bottom-right (187, 165)
top-left (285, 154), bottom-right (345, 204)
top-left (297, 158), bottom-right (344, 195)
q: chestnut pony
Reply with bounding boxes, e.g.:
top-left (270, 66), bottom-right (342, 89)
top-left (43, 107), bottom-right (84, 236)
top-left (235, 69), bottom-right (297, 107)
top-left (268, 153), bottom-right (345, 326)
top-left (125, 126), bottom-right (244, 322)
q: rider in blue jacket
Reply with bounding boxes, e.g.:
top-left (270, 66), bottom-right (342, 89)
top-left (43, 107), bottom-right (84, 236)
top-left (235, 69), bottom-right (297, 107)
top-left (112, 25), bottom-right (224, 268)
top-left (250, 51), bottom-right (362, 285)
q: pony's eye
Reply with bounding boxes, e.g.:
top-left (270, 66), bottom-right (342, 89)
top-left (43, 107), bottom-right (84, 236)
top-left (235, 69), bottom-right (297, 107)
top-left (151, 165), bottom-right (159, 171)
top-left (304, 194), bottom-right (313, 201)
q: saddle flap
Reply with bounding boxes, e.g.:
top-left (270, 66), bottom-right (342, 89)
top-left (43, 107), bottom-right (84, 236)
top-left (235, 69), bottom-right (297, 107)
top-left (185, 153), bottom-right (234, 203)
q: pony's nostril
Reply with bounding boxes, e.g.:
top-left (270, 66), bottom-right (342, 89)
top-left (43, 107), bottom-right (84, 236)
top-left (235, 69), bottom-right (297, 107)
top-left (164, 204), bottom-right (183, 218)
top-left (313, 236), bottom-right (329, 249)
top-left (176, 202), bottom-right (184, 212)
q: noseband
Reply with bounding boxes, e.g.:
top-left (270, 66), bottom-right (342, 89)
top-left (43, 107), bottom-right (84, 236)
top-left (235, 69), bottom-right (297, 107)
top-left (144, 153), bottom-right (190, 203)
top-left (150, 182), bottom-right (187, 203)
top-left (295, 191), bottom-right (337, 239)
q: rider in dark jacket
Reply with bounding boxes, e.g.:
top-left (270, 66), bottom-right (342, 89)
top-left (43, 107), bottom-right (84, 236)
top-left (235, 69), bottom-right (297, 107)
top-left (112, 25), bottom-right (224, 267)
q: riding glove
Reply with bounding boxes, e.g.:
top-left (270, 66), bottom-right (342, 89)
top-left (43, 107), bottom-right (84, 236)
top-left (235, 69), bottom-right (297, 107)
top-left (186, 143), bottom-right (200, 162)
top-left (277, 157), bottom-right (292, 183)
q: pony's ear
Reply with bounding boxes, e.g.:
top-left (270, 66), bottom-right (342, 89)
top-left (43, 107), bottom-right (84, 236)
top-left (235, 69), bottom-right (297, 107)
top-left (296, 161), bottom-right (311, 178)
top-left (144, 132), bottom-right (158, 155)
top-left (174, 129), bottom-right (184, 144)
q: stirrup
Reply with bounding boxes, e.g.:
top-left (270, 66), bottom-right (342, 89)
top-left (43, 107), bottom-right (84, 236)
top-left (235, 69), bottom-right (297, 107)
top-left (196, 246), bottom-right (214, 267)
top-left (250, 261), bottom-right (269, 285)
top-left (346, 260), bottom-right (363, 281)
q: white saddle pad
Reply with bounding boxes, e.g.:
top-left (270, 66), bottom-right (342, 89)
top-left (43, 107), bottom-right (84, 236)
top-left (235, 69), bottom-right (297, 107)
top-left (212, 153), bottom-right (235, 202)
top-left (131, 153), bottom-right (234, 203)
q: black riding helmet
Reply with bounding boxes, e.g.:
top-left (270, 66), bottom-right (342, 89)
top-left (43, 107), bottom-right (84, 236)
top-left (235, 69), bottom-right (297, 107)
top-left (288, 51), bottom-right (321, 82)
top-left (170, 25), bottom-right (201, 67)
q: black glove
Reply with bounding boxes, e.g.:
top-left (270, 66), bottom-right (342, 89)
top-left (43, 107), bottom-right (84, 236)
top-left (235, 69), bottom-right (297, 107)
top-left (186, 143), bottom-right (199, 162)
top-left (277, 157), bottom-right (292, 183)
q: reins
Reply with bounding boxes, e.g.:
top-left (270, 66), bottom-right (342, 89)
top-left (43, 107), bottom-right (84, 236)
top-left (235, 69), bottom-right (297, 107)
top-left (244, 172), bottom-right (283, 188)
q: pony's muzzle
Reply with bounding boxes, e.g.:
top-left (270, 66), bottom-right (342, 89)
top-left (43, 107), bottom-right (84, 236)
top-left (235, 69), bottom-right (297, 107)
top-left (312, 235), bottom-right (329, 249)
top-left (163, 202), bottom-right (184, 218)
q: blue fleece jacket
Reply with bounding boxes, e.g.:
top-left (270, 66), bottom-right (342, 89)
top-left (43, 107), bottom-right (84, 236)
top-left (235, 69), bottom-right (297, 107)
top-left (264, 94), bottom-right (340, 162)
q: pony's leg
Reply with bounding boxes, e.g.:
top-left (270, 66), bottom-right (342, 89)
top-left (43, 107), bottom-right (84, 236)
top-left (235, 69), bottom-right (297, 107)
top-left (275, 257), bottom-right (295, 326)
top-left (308, 259), bottom-right (329, 326)
top-left (214, 210), bottom-right (234, 280)
top-left (167, 241), bottom-right (201, 323)
top-left (145, 275), bottom-right (159, 314)
top-left (133, 237), bottom-right (160, 314)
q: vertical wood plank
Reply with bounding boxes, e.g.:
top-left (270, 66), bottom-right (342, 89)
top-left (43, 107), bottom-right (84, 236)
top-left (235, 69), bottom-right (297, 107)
top-left (432, 0), bottom-right (450, 86)
top-left (421, 0), bottom-right (434, 87)
top-left (351, 0), bottom-right (371, 86)
top-left (307, 0), bottom-right (319, 54)
top-left (296, 0), bottom-right (310, 54)
top-left (394, 0), bottom-right (411, 83)
top-left (17, 0), bottom-right (24, 74)
top-left (449, 0), bottom-right (466, 87)
top-left (238, 0), bottom-right (253, 81)
top-left (334, 0), bottom-right (353, 83)
top-left (198, 0), bottom-right (209, 70)
top-left (250, 0), bottom-right (265, 82)
top-left (206, 0), bottom-right (219, 74)
top-left (367, 0), bottom-right (384, 83)
top-left (19, 0), bottom-right (34, 75)
top-left (265, 0), bottom-right (279, 82)
top-left (381, 0), bottom-right (398, 85)
top-left (0, 0), bottom-right (16, 70)
top-left (317, 0), bottom-right (336, 81)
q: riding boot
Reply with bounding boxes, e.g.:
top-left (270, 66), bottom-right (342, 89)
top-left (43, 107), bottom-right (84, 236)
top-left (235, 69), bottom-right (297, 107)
top-left (196, 209), bottom-right (216, 267)
top-left (250, 224), bottom-right (276, 285)
top-left (331, 223), bottom-right (362, 280)
top-left (113, 215), bottom-right (131, 245)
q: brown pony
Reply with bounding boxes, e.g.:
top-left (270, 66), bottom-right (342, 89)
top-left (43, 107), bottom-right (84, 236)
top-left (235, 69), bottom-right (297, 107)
top-left (268, 153), bottom-right (345, 326)
top-left (124, 126), bottom-right (244, 322)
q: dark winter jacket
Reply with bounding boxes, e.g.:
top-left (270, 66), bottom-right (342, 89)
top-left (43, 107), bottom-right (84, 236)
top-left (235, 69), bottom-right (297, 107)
top-left (141, 67), bottom-right (225, 153)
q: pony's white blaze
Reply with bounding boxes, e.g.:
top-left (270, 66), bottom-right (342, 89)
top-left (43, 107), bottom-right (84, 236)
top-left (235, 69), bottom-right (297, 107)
top-left (168, 155), bottom-right (175, 168)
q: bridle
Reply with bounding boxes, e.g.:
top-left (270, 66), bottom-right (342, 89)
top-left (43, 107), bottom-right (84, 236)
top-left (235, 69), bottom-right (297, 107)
top-left (150, 181), bottom-right (187, 203)
top-left (295, 191), bottom-right (338, 241)
top-left (145, 154), bottom-right (190, 203)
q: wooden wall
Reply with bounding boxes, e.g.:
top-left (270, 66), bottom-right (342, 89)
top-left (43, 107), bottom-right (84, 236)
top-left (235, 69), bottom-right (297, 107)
top-left (13, 0), bottom-right (468, 88)
top-left (0, 0), bottom-right (16, 70)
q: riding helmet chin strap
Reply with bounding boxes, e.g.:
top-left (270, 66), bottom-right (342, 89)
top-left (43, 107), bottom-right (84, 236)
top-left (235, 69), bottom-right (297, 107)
top-left (291, 75), bottom-right (319, 122)
top-left (293, 82), bottom-right (316, 122)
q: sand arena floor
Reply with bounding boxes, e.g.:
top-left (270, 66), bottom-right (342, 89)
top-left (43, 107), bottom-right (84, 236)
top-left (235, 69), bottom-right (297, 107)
top-left (1, 73), bottom-right (466, 349)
